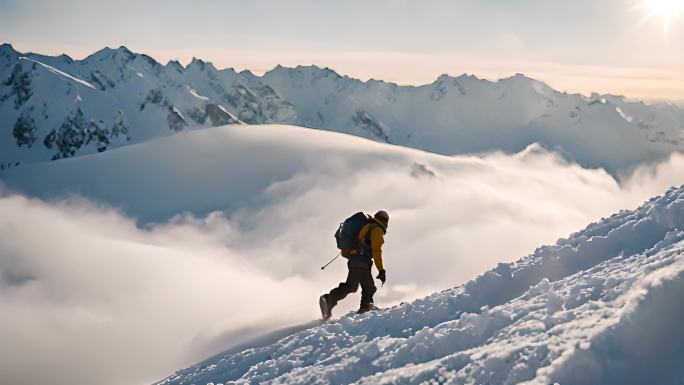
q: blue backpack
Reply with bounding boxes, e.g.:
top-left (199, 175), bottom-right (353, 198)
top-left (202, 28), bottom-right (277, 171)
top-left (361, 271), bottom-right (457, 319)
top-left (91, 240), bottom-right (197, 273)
top-left (334, 212), bottom-right (371, 255)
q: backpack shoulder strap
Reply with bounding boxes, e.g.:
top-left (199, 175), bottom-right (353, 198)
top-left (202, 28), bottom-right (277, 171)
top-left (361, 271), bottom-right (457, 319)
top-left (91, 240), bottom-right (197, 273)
top-left (358, 222), bottom-right (371, 242)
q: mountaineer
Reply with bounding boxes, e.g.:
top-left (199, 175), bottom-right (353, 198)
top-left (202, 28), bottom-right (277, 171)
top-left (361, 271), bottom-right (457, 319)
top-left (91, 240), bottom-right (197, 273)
top-left (319, 210), bottom-right (389, 319)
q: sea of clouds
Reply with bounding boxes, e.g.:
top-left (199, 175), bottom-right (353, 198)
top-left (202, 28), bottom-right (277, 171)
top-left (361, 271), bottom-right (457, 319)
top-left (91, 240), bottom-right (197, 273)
top-left (1, 133), bottom-right (683, 385)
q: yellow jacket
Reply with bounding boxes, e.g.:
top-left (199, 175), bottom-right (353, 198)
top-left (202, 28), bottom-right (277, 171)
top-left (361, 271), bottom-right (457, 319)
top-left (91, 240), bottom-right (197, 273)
top-left (358, 218), bottom-right (386, 271)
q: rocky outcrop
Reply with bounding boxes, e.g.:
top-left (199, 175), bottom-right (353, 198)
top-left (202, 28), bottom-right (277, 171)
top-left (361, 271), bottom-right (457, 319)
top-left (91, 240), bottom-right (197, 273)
top-left (13, 110), bottom-right (37, 147)
top-left (3, 62), bottom-right (33, 109)
top-left (110, 110), bottom-right (130, 141)
top-left (352, 108), bottom-right (387, 140)
top-left (188, 103), bottom-right (239, 126)
top-left (43, 108), bottom-right (129, 159)
top-left (166, 106), bottom-right (187, 132)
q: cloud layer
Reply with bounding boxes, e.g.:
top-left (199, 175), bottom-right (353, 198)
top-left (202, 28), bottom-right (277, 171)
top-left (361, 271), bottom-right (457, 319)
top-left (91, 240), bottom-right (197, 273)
top-left (1, 146), bottom-right (683, 385)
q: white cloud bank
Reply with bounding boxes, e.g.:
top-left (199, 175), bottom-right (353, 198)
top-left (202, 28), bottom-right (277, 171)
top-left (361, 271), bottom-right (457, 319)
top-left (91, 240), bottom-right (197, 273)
top-left (1, 126), bottom-right (684, 385)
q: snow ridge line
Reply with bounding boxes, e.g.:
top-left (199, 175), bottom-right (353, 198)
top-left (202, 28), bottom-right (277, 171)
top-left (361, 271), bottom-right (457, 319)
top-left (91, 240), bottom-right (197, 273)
top-left (160, 185), bottom-right (684, 384)
top-left (18, 56), bottom-right (98, 90)
top-left (347, 247), bottom-right (684, 385)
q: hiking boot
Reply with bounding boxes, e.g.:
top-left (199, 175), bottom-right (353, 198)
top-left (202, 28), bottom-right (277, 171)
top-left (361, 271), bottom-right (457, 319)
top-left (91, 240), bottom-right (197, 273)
top-left (357, 302), bottom-right (378, 314)
top-left (319, 295), bottom-right (333, 320)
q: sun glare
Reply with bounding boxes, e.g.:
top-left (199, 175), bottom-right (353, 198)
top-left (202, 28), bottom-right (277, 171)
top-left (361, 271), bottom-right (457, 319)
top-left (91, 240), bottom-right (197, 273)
top-left (638, 0), bottom-right (684, 36)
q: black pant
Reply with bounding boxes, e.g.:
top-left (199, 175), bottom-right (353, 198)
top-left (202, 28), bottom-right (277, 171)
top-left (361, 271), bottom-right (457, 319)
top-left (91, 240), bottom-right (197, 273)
top-left (327, 259), bottom-right (376, 308)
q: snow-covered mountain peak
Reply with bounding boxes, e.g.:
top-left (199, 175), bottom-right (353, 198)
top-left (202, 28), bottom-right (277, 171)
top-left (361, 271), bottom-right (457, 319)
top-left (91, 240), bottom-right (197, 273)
top-left (0, 42), bottom-right (17, 54)
top-left (187, 57), bottom-right (217, 72)
top-left (432, 73), bottom-right (453, 84)
top-left (430, 73), bottom-right (488, 93)
top-left (497, 72), bottom-right (554, 95)
top-left (238, 68), bottom-right (256, 77)
top-left (166, 59), bottom-right (184, 72)
top-left (0, 43), bottom-right (19, 64)
top-left (434, 72), bottom-right (480, 82)
top-left (84, 45), bottom-right (136, 64)
top-left (266, 64), bottom-right (343, 81)
top-left (507, 72), bottom-right (534, 81)
top-left (56, 53), bottom-right (74, 62)
top-left (456, 72), bottom-right (480, 80)
top-left (299, 64), bottom-right (342, 78)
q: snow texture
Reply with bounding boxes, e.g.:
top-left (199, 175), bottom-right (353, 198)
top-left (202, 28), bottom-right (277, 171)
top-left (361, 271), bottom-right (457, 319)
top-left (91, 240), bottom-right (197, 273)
top-left (1, 43), bottom-right (684, 176)
top-left (158, 184), bottom-right (684, 385)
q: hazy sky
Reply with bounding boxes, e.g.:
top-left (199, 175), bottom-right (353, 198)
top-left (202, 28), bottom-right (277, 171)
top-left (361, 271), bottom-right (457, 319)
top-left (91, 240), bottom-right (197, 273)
top-left (1, 0), bottom-right (683, 100)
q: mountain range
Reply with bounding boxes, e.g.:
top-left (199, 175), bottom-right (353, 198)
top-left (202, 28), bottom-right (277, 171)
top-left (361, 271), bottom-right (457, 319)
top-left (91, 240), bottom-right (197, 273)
top-left (2, 43), bottom-right (683, 176)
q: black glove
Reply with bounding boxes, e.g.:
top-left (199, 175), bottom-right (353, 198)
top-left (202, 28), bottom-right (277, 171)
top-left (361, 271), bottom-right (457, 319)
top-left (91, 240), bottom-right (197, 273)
top-left (376, 269), bottom-right (386, 284)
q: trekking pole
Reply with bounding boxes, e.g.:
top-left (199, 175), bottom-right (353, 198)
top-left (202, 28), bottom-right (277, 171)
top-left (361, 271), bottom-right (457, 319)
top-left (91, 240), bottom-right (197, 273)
top-left (320, 252), bottom-right (341, 270)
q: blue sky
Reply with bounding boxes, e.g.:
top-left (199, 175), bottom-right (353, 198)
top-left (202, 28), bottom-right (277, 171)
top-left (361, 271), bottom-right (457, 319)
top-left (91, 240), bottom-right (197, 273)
top-left (1, 0), bottom-right (682, 101)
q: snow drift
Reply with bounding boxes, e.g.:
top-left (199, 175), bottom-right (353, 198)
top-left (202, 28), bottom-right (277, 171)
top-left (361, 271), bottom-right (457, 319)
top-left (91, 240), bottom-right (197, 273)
top-left (159, 184), bottom-right (684, 385)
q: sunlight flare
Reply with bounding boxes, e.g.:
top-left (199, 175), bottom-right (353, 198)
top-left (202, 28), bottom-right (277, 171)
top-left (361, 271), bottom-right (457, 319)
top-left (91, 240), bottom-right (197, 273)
top-left (637, 0), bottom-right (684, 36)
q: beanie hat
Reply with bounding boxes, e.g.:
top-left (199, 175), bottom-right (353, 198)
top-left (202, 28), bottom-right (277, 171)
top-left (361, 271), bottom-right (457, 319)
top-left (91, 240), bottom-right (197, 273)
top-left (374, 210), bottom-right (390, 223)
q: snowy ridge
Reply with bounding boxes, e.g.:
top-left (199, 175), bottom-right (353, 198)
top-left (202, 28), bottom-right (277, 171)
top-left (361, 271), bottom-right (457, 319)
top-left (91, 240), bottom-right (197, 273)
top-left (260, 68), bottom-right (684, 175)
top-left (2, 43), bottom-right (684, 175)
top-left (19, 57), bottom-right (97, 89)
top-left (158, 185), bottom-right (684, 385)
top-left (0, 44), bottom-right (290, 165)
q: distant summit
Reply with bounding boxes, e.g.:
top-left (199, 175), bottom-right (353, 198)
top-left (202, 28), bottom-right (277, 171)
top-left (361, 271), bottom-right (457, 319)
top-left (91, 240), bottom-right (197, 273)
top-left (83, 45), bottom-right (135, 62)
top-left (1, 43), bottom-right (683, 175)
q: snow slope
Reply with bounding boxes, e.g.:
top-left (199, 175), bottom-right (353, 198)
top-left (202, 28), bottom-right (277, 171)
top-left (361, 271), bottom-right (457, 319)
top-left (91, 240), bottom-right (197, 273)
top-left (158, 184), bottom-right (684, 385)
top-left (2, 123), bottom-right (684, 385)
top-left (2, 43), bottom-right (684, 176)
top-left (1, 123), bottom-right (438, 223)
